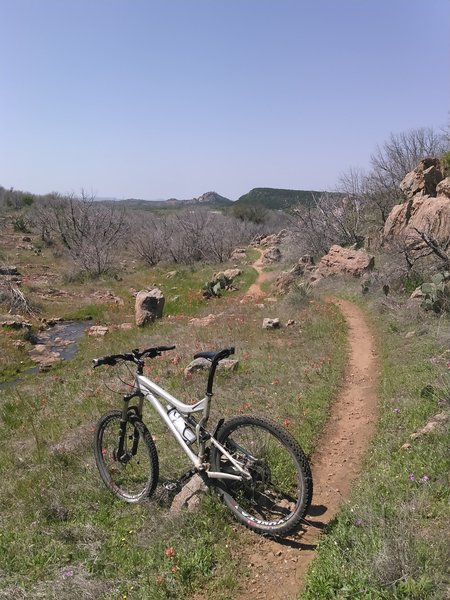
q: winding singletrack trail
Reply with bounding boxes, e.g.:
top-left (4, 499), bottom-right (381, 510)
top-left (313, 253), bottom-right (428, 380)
top-left (228, 297), bottom-right (379, 600)
top-left (245, 250), bottom-right (269, 300)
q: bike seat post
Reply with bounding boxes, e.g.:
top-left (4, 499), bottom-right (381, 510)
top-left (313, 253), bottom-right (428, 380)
top-left (206, 359), bottom-right (219, 397)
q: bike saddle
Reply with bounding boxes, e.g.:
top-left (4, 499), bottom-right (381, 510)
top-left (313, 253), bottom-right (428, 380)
top-left (194, 347), bottom-right (235, 362)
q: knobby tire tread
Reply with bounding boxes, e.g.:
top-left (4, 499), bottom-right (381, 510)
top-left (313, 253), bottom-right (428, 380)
top-left (94, 409), bottom-right (159, 503)
top-left (211, 415), bottom-right (313, 537)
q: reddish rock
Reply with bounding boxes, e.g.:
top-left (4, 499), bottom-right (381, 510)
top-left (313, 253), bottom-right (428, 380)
top-left (399, 158), bottom-right (443, 199)
top-left (313, 245), bottom-right (374, 280)
top-left (436, 176), bottom-right (450, 199)
top-left (383, 194), bottom-right (450, 252)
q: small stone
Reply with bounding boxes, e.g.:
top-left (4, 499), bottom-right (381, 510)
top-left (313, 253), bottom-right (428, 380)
top-left (88, 326), bottom-right (109, 336)
top-left (263, 318), bottom-right (280, 330)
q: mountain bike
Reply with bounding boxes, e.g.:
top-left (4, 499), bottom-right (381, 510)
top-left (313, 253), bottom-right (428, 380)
top-left (92, 345), bottom-right (313, 537)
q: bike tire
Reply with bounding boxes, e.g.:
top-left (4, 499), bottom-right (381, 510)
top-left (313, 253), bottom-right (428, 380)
top-left (94, 410), bottom-right (159, 503)
top-left (211, 415), bottom-right (312, 537)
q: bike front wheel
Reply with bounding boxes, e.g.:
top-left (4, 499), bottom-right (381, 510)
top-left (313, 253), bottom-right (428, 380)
top-left (211, 415), bottom-right (312, 536)
top-left (94, 410), bottom-right (159, 503)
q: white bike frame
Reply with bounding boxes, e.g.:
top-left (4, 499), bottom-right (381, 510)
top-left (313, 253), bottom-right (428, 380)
top-left (134, 374), bottom-right (251, 481)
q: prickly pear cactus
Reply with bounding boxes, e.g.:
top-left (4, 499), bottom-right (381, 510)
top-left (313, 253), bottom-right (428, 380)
top-left (420, 272), bottom-right (450, 312)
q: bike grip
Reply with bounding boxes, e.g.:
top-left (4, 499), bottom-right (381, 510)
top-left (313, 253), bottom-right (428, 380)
top-left (158, 345), bottom-right (176, 351)
top-left (229, 346), bottom-right (235, 355)
top-left (92, 356), bottom-right (116, 368)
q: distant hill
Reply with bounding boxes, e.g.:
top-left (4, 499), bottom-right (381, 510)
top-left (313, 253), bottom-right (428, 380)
top-left (112, 191), bottom-right (232, 211)
top-left (234, 188), bottom-right (326, 210)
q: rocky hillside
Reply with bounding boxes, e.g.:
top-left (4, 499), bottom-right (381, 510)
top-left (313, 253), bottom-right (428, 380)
top-left (234, 187), bottom-right (329, 210)
top-left (113, 191), bottom-right (232, 211)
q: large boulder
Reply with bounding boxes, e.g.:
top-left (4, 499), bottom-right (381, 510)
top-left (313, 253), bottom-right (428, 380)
top-left (383, 195), bottom-right (450, 253)
top-left (399, 158), bottom-right (443, 199)
top-left (436, 176), bottom-right (450, 199)
top-left (311, 245), bottom-right (374, 282)
top-left (382, 159), bottom-right (450, 256)
top-left (135, 287), bottom-right (165, 326)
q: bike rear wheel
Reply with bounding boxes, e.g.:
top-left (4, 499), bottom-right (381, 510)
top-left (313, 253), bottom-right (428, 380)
top-left (211, 415), bottom-right (312, 536)
top-left (94, 410), bottom-right (159, 503)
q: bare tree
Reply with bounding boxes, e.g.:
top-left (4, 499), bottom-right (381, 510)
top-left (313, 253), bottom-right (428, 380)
top-left (34, 191), bottom-right (129, 276)
top-left (134, 214), bottom-right (167, 266)
top-left (291, 189), bottom-right (366, 257)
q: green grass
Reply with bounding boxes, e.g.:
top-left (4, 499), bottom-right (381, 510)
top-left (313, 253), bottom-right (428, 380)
top-left (301, 296), bottom-right (450, 599)
top-left (0, 288), bottom-right (347, 598)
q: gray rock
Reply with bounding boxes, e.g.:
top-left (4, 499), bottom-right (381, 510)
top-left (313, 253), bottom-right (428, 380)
top-left (0, 266), bottom-right (20, 276)
top-left (263, 318), bottom-right (280, 329)
top-left (135, 287), bottom-right (165, 326)
top-left (262, 247), bottom-right (281, 264)
top-left (184, 357), bottom-right (239, 376)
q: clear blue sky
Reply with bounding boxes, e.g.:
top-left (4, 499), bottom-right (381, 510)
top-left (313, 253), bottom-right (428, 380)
top-left (1, 0), bottom-right (449, 200)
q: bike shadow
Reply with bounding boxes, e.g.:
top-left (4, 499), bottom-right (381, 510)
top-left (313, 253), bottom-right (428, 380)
top-left (270, 504), bottom-right (328, 550)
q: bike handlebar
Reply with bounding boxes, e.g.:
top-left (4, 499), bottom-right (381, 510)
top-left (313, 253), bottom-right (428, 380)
top-left (92, 345), bottom-right (176, 368)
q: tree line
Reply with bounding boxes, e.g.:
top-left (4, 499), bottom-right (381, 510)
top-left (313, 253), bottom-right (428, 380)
top-left (1, 125), bottom-right (448, 277)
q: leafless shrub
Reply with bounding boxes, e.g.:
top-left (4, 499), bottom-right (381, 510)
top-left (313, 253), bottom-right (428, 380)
top-left (289, 190), bottom-right (365, 257)
top-left (33, 192), bottom-right (129, 276)
top-left (134, 209), bottom-right (263, 266)
top-left (5, 284), bottom-right (38, 316)
top-left (134, 214), bottom-right (167, 266)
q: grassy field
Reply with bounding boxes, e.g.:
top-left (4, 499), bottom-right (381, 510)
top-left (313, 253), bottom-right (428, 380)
top-left (0, 255), bottom-right (348, 599)
top-left (301, 291), bottom-right (450, 599)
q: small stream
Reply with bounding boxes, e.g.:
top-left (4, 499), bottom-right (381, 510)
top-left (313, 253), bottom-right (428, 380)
top-left (0, 320), bottom-right (91, 390)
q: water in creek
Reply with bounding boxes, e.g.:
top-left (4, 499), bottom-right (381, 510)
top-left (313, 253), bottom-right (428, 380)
top-left (0, 320), bottom-right (91, 390)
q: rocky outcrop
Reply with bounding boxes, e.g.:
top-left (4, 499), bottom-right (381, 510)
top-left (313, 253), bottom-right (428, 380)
top-left (275, 255), bottom-right (315, 295)
top-left (252, 230), bottom-right (288, 248)
top-left (383, 159), bottom-right (450, 255)
top-left (399, 158), bottom-right (443, 199)
top-left (261, 247), bottom-right (281, 264)
top-left (384, 195), bottom-right (450, 250)
top-left (135, 288), bottom-right (165, 326)
top-left (230, 248), bottom-right (247, 261)
top-left (309, 245), bottom-right (374, 284)
top-left (436, 177), bottom-right (450, 199)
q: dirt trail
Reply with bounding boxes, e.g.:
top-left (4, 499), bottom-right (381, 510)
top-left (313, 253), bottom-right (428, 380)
top-left (229, 298), bottom-right (379, 600)
top-left (245, 250), bottom-right (269, 299)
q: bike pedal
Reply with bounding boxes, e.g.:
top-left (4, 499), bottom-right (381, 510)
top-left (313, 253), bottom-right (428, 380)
top-left (163, 481), bottom-right (181, 493)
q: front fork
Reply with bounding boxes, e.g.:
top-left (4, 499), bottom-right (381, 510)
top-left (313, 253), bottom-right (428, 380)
top-left (117, 391), bottom-right (144, 461)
